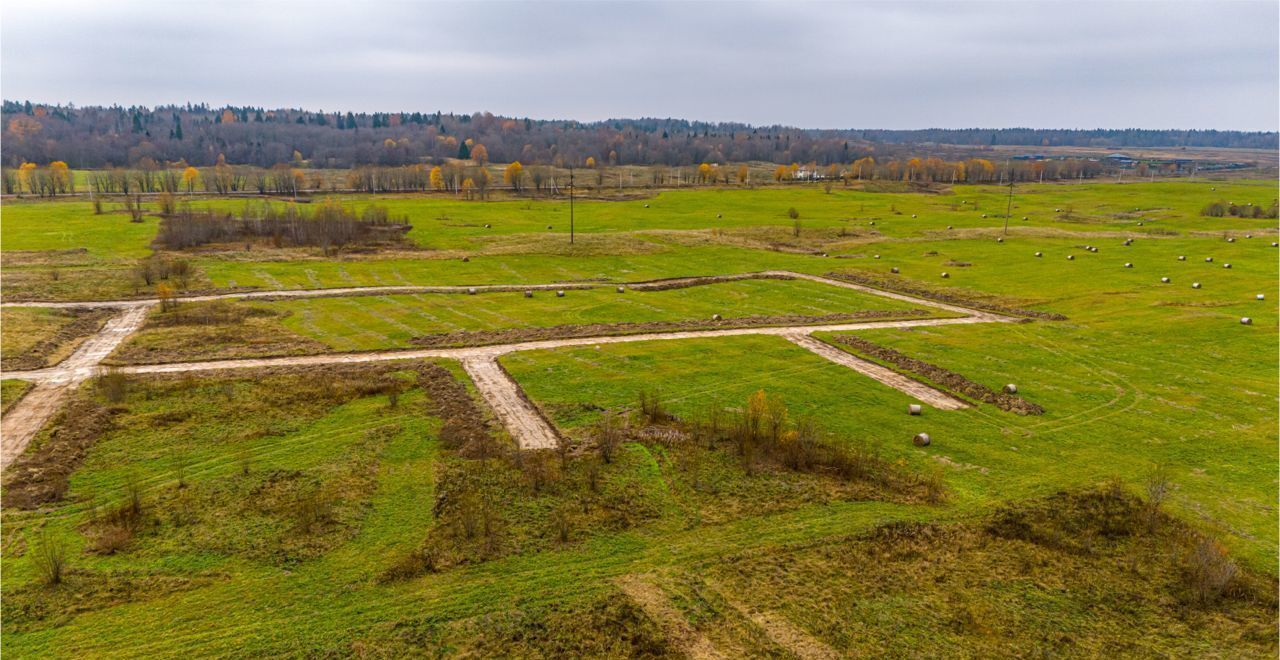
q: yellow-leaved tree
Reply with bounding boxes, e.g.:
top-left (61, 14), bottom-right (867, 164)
top-left (503, 161), bottom-right (524, 192)
top-left (182, 166), bottom-right (200, 192)
top-left (429, 166), bottom-right (444, 191)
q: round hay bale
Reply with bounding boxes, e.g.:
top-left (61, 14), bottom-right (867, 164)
top-left (946, 225), bottom-right (953, 229)
top-left (1067, 255), bottom-right (1075, 260)
top-left (1002, 383), bottom-right (1018, 394)
top-left (941, 272), bottom-right (950, 278)
top-left (982, 214), bottom-right (988, 218)
top-left (1241, 317), bottom-right (1253, 325)
top-left (1090, 247), bottom-right (1099, 252)
top-left (1192, 282), bottom-right (1201, 289)
top-left (1272, 242), bottom-right (1279, 248)
top-left (913, 432), bottom-right (931, 447)
top-left (821, 253), bottom-right (828, 257)
top-left (996, 237), bottom-right (1004, 243)
top-left (1211, 187), bottom-right (1216, 191)
top-left (874, 254), bottom-right (881, 259)
top-left (890, 267), bottom-right (900, 274)
top-left (1245, 234), bottom-right (1252, 239)
top-left (1124, 262), bottom-right (1133, 268)
top-left (556, 290), bottom-right (565, 297)
top-left (483, 223), bottom-right (491, 228)
top-left (467, 287), bottom-right (477, 295)
top-left (644, 203), bottom-right (650, 208)
top-left (524, 290), bottom-right (533, 298)
top-left (908, 404), bottom-right (922, 416)
top-left (1205, 257), bottom-right (1213, 262)
top-left (1227, 237), bottom-right (1235, 243)
top-left (461, 256), bottom-right (470, 262)
top-left (911, 214), bottom-right (917, 218)
top-left (711, 313), bottom-right (722, 321)
top-left (617, 286), bottom-right (626, 293)
top-left (869, 221), bottom-right (876, 226)
top-left (716, 213), bottom-right (722, 219)
top-left (1022, 216), bottom-right (1028, 220)
top-left (1161, 277), bottom-right (1170, 283)
top-left (1034, 251), bottom-right (1043, 257)
top-left (1256, 294), bottom-right (1265, 300)
top-left (1178, 255), bottom-right (1186, 261)
top-left (1223, 263), bottom-right (1232, 269)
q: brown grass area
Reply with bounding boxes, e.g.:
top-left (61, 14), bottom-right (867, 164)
top-left (704, 485), bottom-right (1278, 657)
top-left (105, 302), bottom-right (328, 365)
top-left (1, 308), bottom-right (114, 370)
top-left (1, 569), bottom-right (225, 633)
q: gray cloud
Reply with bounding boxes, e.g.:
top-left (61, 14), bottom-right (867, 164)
top-left (3, 0), bottom-right (1276, 130)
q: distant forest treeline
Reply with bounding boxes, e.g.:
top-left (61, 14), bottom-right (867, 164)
top-left (2, 101), bottom-right (1275, 169)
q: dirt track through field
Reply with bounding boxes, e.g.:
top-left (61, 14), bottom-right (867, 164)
top-left (2, 272), bottom-right (1010, 459)
top-left (461, 357), bottom-right (561, 450)
top-left (0, 304), bottom-right (152, 470)
top-left (783, 333), bottom-right (969, 410)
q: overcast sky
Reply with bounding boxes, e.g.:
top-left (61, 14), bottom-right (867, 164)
top-left (2, 1), bottom-right (1276, 131)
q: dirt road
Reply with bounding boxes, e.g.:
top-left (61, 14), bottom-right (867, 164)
top-left (783, 333), bottom-right (969, 410)
top-left (0, 304), bottom-right (152, 470)
top-left (461, 357), bottom-right (562, 450)
top-left (2, 272), bottom-right (1009, 463)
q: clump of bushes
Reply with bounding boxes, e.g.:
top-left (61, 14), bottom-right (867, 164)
top-left (1200, 199), bottom-right (1278, 219)
top-left (155, 200), bottom-right (410, 253)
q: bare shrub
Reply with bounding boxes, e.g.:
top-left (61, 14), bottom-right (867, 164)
top-left (92, 199), bottom-right (103, 215)
top-left (292, 488), bottom-right (335, 533)
top-left (96, 368), bottom-right (130, 404)
top-left (1184, 536), bottom-right (1239, 605)
top-left (595, 415), bottom-right (624, 464)
top-left (552, 506), bottom-right (574, 544)
top-left (157, 192), bottom-right (176, 216)
top-left (379, 546), bottom-right (441, 582)
top-left (31, 531), bottom-right (69, 586)
top-left (637, 388), bottom-right (670, 425)
top-left (1145, 464), bottom-right (1172, 531)
top-left (89, 524), bottom-right (134, 555)
top-left (787, 207), bottom-right (800, 219)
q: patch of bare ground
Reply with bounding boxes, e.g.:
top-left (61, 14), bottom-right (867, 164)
top-left (708, 485), bottom-right (1278, 657)
top-left (409, 311), bottom-right (930, 349)
top-left (824, 270), bottom-right (1068, 320)
top-left (1, 308), bottom-right (114, 371)
top-left (826, 334), bottom-right (1045, 415)
top-left (2, 392), bottom-right (120, 510)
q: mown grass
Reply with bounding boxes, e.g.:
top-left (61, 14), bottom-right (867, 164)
top-left (107, 277), bottom-right (934, 362)
top-left (1, 179), bottom-right (1276, 656)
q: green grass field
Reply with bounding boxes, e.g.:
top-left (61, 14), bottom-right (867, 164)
top-left (2, 178), bottom-right (1276, 656)
top-left (107, 277), bottom-right (937, 363)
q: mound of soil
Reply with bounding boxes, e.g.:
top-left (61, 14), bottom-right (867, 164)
top-left (2, 394), bottom-right (120, 509)
top-left (829, 335), bottom-right (1045, 415)
top-left (823, 271), bottom-right (1068, 321)
top-left (416, 363), bottom-right (500, 458)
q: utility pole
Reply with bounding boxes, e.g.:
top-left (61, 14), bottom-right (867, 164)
top-left (1003, 159), bottom-right (1014, 236)
top-left (568, 166), bottom-right (575, 245)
